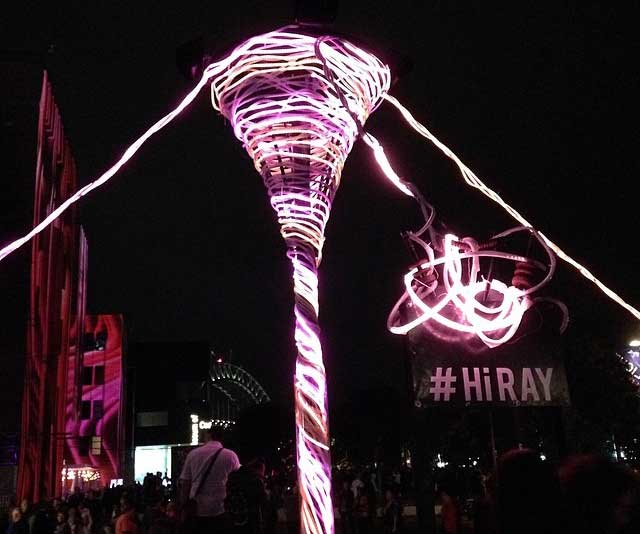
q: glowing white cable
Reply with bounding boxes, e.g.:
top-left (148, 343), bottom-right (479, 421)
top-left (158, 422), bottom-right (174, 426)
top-left (0, 62), bottom-right (229, 263)
top-left (382, 94), bottom-right (640, 322)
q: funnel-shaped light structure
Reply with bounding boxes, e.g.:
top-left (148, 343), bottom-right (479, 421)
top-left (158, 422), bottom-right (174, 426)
top-left (211, 29), bottom-right (391, 534)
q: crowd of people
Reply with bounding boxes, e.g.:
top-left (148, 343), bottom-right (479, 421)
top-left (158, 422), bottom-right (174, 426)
top-left (3, 436), bottom-right (639, 534)
top-left (329, 449), bottom-right (640, 534)
top-left (434, 448), bottom-right (640, 534)
top-left (0, 427), bottom-right (298, 534)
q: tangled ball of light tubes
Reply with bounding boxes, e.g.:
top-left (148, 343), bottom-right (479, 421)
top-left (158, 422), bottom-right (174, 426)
top-left (2, 26), bottom-right (640, 534)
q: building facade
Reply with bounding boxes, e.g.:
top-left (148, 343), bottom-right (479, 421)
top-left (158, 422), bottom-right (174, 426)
top-left (17, 71), bottom-right (84, 501)
top-left (62, 314), bottom-right (126, 491)
top-left (15, 71), bottom-right (127, 499)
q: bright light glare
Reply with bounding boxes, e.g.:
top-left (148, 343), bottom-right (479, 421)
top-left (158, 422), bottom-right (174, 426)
top-left (629, 340), bottom-right (640, 347)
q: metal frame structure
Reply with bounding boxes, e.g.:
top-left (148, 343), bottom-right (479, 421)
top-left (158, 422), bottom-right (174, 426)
top-left (209, 359), bottom-right (271, 407)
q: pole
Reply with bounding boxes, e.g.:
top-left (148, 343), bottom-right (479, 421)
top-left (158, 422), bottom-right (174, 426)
top-left (288, 241), bottom-right (334, 534)
top-left (412, 408), bottom-right (436, 534)
top-left (404, 340), bottom-right (436, 534)
top-left (489, 409), bottom-right (498, 473)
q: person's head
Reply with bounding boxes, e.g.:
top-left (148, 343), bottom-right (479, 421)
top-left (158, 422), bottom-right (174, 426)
top-left (20, 499), bottom-right (30, 514)
top-left (560, 454), bottom-right (639, 534)
top-left (203, 426), bottom-right (224, 442)
top-left (156, 471), bottom-right (162, 479)
top-left (436, 470), bottom-right (459, 499)
top-left (56, 510), bottom-right (66, 525)
top-left (67, 507), bottom-right (78, 522)
top-left (120, 494), bottom-right (135, 513)
top-left (496, 448), bottom-right (562, 534)
top-left (10, 508), bottom-right (22, 523)
top-left (246, 457), bottom-right (266, 477)
top-left (166, 501), bottom-right (177, 518)
top-left (81, 510), bottom-right (91, 525)
top-left (385, 489), bottom-right (395, 502)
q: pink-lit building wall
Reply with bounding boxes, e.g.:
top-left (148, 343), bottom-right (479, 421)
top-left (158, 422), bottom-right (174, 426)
top-left (63, 314), bottom-right (125, 489)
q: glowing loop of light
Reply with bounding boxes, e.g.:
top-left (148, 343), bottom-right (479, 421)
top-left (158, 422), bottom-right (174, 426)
top-left (211, 29), bottom-right (390, 262)
top-left (388, 233), bottom-right (536, 348)
top-left (210, 29), bottom-right (391, 534)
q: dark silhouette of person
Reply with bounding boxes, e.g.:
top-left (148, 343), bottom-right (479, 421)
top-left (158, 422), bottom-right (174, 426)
top-left (437, 472), bottom-right (460, 534)
top-left (226, 457), bottom-right (268, 534)
top-left (338, 480), bottom-right (355, 534)
top-left (494, 448), bottom-right (564, 534)
top-left (354, 483), bottom-right (372, 534)
top-left (382, 488), bottom-right (402, 534)
top-left (6, 508), bottom-right (28, 534)
top-left (559, 454), bottom-right (640, 534)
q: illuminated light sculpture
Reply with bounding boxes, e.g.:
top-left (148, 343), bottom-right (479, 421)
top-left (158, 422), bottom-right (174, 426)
top-left (210, 30), bottom-right (390, 534)
top-left (370, 95), bottom-right (640, 322)
top-left (386, 228), bottom-right (562, 348)
top-left (1, 23), bottom-right (640, 534)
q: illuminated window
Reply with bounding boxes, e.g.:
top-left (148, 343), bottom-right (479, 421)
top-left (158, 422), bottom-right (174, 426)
top-left (81, 366), bottom-right (93, 386)
top-left (93, 400), bottom-right (104, 420)
top-left (91, 436), bottom-right (102, 455)
top-left (80, 401), bottom-right (91, 420)
top-left (94, 365), bottom-right (105, 385)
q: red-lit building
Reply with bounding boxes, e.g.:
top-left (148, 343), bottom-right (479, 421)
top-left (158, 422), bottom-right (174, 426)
top-left (16, 72), bottom-right (126, 500)
top-left (17, 71), bottom-right (84, 501)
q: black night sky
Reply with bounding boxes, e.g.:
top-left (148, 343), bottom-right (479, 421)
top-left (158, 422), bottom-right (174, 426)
top-left (1, 2), bottom-right (639, 430)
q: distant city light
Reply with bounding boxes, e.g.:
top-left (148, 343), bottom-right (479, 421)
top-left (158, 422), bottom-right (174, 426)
top-left (436, 453), bottom-right (448, 469)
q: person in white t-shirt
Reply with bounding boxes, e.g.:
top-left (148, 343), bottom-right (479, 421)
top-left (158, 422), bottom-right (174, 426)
top-left (179, 426), bottom-right (240, 533)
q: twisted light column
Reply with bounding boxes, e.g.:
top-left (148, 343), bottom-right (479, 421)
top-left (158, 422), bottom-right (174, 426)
top-left (211, 28), bottom-right (390, 534)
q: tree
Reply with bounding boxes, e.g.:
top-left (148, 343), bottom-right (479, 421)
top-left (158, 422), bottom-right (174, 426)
top-left (563, 331), bottom-right (640, 461)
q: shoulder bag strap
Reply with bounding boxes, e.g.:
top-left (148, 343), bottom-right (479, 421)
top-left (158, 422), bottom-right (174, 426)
top-left (192, 447), bottom-right (224, 497)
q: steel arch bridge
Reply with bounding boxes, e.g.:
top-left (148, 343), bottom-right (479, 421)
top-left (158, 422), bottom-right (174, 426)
top-left (209, 357), bottom-right (270, 417)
